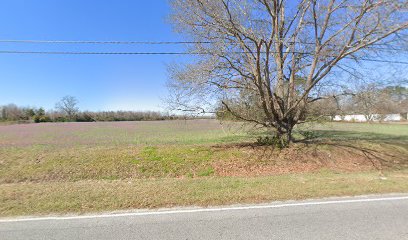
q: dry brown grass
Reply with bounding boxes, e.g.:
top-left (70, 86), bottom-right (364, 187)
top-left (0, 120), bottom-right (407, 216)
top-left (1, 170), bottom-right (408, 217)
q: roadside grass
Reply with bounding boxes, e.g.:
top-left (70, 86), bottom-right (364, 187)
top-left (1, 136), bottom-right (406, 183)
top-left (0, 120), bottom-right (407, 216)
top-left (1, 170), bottom-right (408, 217)
top-left (2, 139), bottom-right (406, 183)
top-left (0, 145), bottom-right (240, 182)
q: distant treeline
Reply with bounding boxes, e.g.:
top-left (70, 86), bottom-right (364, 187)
top-left (0, 104), bottom-right (192, 123)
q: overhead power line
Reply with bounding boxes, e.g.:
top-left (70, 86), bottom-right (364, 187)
top-left (0, 50), bottom-right (407, 65)
top-left (357, 58), bottom-right (408, 64)
top-left (0, 39), bottom-right (405, 51)
top-left (0, 39), bottom-right (212, 44)
top-left (0, 50), bottom-right (195, 55)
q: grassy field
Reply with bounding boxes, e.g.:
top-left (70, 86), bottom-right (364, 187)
top-left (1, 120), bottom-right (407, 216)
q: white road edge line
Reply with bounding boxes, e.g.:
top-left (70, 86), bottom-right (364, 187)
top-left (1, 195), bottom-right (408, 223)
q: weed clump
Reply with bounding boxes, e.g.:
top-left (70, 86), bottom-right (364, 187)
top-left (256, 136), bottom-right (287, 149)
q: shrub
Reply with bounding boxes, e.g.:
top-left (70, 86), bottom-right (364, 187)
top-left (299, 130), bottom-right (319, 140)
top-left (53, 116), bottom-right (69, 122)
top-left (75, 112), bottom-right (95, 122)
top-left (256, 135), bottom-right (287, 149)
top-left (34, 115), bottom-right (52, 123)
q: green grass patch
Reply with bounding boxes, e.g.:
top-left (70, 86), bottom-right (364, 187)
top-left (136, 146), bottom-right (215, 177)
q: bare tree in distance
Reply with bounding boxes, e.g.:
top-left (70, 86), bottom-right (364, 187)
top-left (351, 83), bottom-right (403, 121)
top-left (167, 0), bottom-right (408, 146)
top-left (55, 96), bottom-right (79, 120)
top-left (352, 84), bottom-right (382, 122)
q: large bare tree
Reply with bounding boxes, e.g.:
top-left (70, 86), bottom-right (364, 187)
top-left (168, 0), bottom-right (408, 146)
top-left (55, 96), bottom-right (79, 120)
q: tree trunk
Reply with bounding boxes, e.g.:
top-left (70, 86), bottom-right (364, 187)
top-left (286, 127), bottom-right (293, 144)
top-left (275, 122), bottom-right (294, 148)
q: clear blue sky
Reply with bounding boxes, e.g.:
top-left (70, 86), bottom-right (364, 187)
top-left (0, 0), bottom-right (188, 111)
top-left (0, 1), bottom-right (406, 111)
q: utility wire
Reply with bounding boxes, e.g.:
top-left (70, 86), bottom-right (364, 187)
top-left (0, 39), bottom-right (405, 51)
top-left (0, 50), bottom-right (407, 64)
top-left (0, 50), bottom-right (195, 55)
top-left (0, 39), bottom-right (212, 44)
top-left (356, 58), bottom-right (408, 64)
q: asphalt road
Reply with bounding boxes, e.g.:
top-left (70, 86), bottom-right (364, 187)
top-left (1, 194), bottom-right (408, 240)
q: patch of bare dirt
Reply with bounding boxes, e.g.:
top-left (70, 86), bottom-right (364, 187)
top-left (211, 142), bottom-right (406, 177)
